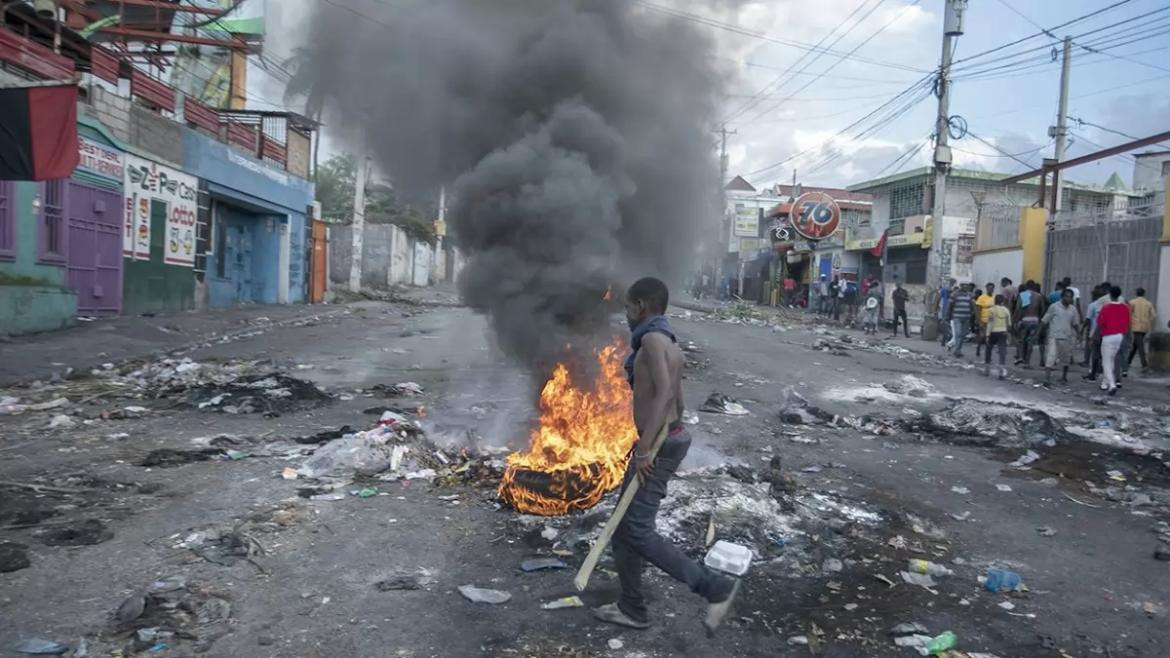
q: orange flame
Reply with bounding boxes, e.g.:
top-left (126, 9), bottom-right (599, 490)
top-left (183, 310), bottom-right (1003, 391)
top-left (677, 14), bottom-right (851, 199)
top-left (497, 342), bottom-right (638, 516)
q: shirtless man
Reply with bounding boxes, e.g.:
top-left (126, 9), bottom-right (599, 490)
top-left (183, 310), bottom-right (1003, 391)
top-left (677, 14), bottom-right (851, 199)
top-left (594, 277), bottom-right (740, 634)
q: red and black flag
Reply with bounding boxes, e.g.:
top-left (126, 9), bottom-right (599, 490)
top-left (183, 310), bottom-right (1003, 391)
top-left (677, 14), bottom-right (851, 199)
top-left (0, 84), bottom-right (80, 181)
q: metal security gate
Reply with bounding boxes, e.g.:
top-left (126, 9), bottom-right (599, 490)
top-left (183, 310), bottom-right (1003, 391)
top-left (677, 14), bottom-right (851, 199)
top-left (66, 181), bottom-right (123, 316)
top-left (1044, 200), bottom-right (1162, 303)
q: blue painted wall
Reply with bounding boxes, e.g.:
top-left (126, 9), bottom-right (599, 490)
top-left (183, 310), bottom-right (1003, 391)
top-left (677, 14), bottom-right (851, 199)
top-left (182, 129), bottom-right (313, 305)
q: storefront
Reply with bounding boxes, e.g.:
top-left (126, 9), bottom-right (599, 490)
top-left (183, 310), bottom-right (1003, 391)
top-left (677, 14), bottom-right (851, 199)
top-left (183, 131), bottom-right (314, 308)
top-left (121, 152), bottom-right (200, 314)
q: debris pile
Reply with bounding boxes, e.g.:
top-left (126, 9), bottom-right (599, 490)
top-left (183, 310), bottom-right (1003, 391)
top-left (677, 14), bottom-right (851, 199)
top-left (110, 576), bottom-right (234, 654)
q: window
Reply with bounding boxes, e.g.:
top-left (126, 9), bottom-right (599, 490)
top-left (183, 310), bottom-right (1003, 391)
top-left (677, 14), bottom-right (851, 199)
top-left (0, 182), bottom-right (13, 259)
top-left (39, 180), bottom-right (66, 262)
top-left (888, 181), bottom-right (926, 220)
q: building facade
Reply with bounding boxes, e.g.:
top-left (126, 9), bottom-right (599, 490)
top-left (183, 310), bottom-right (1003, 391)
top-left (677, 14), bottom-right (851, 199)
top-left (0, 8), bottom-right (317, 334)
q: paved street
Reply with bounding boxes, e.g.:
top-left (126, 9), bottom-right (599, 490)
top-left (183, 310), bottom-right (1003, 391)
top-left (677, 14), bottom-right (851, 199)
top-left (1, 299), bottom-right (1168, 657)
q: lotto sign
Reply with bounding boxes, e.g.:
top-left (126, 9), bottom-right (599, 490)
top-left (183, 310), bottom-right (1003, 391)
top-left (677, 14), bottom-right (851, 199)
top-left (790, 192), bottom-right (841, 241)
top-left (123, 154), bottom-right (199, 267)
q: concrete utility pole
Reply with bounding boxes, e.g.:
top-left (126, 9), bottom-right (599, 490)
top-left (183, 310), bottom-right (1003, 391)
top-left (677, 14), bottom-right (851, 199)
top-left (715, 124), bottom-right (737, 283)
top-left (927, 0), bottom-right (966, 286)
top-left (1050, 36), bottom-right (1072, 214)
top-left (348, 152), bottom-right (368, 293)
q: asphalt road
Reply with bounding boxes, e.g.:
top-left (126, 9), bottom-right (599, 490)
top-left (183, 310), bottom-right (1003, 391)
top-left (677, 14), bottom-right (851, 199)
top-left (1, 300), bottom-right (1167, 657)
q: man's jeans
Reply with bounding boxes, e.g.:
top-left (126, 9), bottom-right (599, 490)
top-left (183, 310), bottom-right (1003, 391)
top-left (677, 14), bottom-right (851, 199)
top-left (1017, 320), bottom-right (1040, 365)
top-left (613, 429), bottom-right (722, 622)
top-left (951, 319), bottom-right (967, 355)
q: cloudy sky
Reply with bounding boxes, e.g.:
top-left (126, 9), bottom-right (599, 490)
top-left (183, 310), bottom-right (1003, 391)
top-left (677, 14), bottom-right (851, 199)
top-left (248, 0), bottom-right (1170, 191)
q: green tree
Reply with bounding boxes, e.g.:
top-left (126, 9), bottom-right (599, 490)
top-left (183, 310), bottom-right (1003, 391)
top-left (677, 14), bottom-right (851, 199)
top-left (315, 154), bottom-right (434, 245)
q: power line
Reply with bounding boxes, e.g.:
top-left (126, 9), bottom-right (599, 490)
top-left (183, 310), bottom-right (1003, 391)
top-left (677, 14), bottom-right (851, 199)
top-left (1068, 116), bottom-right (1170, 151)
top-left (722, 0), bottom-right (886, 123)
top-left (874, 134), bottom-right (931, 177)
top-left (992, 0), bottom-right (1059, 40)
top-left (633, 0), bottom-right (928, 73)
top-left (963, 128), bottom-right (1041, 170)
top-left (747, 0), bottom-right (925, 125)
top-left (950, 138), bottom-right (1054, 160)
top-left (952, 0), bottom-right (1135, 65)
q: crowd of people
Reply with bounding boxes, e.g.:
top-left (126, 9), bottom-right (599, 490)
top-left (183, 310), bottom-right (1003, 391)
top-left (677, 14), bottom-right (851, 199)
top-left (935, 276), bottom-right (1157, 394)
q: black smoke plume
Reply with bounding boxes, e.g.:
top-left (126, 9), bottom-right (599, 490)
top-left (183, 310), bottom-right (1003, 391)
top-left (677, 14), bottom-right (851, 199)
top-left (294, 0), bottom-right (730, 373)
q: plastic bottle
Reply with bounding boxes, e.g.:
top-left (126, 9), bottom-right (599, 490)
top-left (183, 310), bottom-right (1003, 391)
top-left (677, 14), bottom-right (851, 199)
top-left (984, 568), bottom-right (1022, 592)
top-left (908, 559), bottom-right (954, 577)
top-left (917, 631), bottom-right (956, 656)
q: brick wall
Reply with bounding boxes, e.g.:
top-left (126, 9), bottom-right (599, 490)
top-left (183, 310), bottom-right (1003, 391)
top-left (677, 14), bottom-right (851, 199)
top-left (287, 130), bottom-right (311, 179)
top-left (85, 85), bottom-right (132, 143)
top-left (129, 104), bottom-right (183, 164)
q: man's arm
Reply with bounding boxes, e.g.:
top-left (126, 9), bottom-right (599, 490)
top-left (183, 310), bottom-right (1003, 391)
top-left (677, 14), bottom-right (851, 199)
top-left (634, 334), bottom-right (675, 469)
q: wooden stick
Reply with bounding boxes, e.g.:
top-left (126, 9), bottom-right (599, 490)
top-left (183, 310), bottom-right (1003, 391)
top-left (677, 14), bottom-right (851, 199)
top-left (574, 422), bottom-right (671, 592)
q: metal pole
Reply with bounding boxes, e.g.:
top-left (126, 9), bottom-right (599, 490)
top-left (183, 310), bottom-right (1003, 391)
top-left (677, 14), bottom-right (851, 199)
top-left (348, 153), bottom-right (368, 293)
top-left (1051, 36), bottom-right (1072, 214)
top-left (928, 2), bottom-right (962, 287)
top-left (716, 124), bottom-right (736, 286)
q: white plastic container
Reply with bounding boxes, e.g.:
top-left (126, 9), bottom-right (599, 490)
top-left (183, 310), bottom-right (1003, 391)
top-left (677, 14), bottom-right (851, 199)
top-left (704, 540), bottom-right (753, 576)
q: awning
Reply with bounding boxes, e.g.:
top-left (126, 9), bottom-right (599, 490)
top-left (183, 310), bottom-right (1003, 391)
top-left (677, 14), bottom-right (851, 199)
top-left (847, 232), bottom-right (925, 250)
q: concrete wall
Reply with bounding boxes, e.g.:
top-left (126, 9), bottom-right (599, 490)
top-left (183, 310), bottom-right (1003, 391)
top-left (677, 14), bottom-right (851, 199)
top-left (328, 222), bottom-right (431, 290)
top-left (287, 130), bottom-right (311, 180)
top-left (0, 286), bottom-right (76, 335)
top-left (85, 85), bottom-right (132, 144)
top-left (128, 104), bottom-right (185, 166)
top-left (972, 247), bottom-right (1024, 289)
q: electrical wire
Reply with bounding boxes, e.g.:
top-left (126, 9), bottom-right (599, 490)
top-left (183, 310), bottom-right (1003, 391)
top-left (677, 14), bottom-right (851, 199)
top-left (952, 0), bottom-right (1135, 65)
top-left (963, 128), bottom-right (1042, 170)
top-left (746, 0), bottom-right (925, 125)
top-left (721, 0), bottom-right (885, 123)
top-left (874, 134), bottom-right (931, 177)
top-left (633, 0), bottom-right (928, 74)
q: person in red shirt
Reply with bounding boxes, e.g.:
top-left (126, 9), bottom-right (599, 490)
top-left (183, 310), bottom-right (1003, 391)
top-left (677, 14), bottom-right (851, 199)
top-left (1095, 285), bottom-right (1130, 395)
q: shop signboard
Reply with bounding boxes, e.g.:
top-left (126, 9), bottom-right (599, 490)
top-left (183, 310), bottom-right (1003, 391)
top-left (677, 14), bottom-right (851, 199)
top-left (123, 154), bottom-right (199, 266)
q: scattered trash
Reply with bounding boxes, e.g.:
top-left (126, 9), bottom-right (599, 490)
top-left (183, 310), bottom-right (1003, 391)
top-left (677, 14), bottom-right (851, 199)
top-left (1106, 470), bottom-right (1127, 482)
top-left (997, 601), bottom-right (1016, 611)
top-left (950, 486), bottom-right (970, 494)
top-left (787, 636), bottom-right (809, 646)
top-left (607, 639), bottom-right (623, 650)
top-left (281, 468), bottom-right (298, 480)
top-left (900, 571), bottom-right (937, 589)
top-left (146, 576), bottom-right (187, 594)
top-left (950, 511), bottom-right (971, 522)
top-left (682, 411), bottom-right (700, 425)
top-left (1037, 526), bottom-right (1057, 537)
top-left (521, 558), bottom-right (567, 572)
top-left (705, 540), bottom-right (752, 576)
top-left (0, 541), bottom-right (31, 573)
top-left (138, 448), bottom-right (224, 468)
top-left (995, 484), bottom-right (1013, 492)
top-left (458, 585), bottom-right (511, 604)
top-left (699, 392), bottom-right (749, 415)
top-left (115, 593), bottom-right (147, 624)
top-left (12, 639), bottom-right (69, 655)
top-left (352, 488), bottom-right (378, 499)
top-left (375, 575), bottom-right (423, 591)
top-left (29, 398), bottom-right (70, 411)
top-left (540, 527), bottom-right (559, 541)
top-left (541, 596), bottom-right (585, 610)
top-left (801, 465), bottom-right (823, 474)
top-left (821, 558), bottom-right (844, 574)
top-left (1010, 450), bottom-right (1041, 468)
top-left (47, 414), bottom-right (76, 430)
top-left (893, 634), bottom-right (933, 650)
top-left (907, 559), bottom-right (953, 577)
top-left (917, 631), bottom-right (956, 655)
top-left (984, 569), bottom-right (1023, 592)
top-left (889, 622), bottom-right (929, 636)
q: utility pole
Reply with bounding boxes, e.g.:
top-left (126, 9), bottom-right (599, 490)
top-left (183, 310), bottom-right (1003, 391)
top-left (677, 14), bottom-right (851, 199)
top-left (927, 0), bottom-right (967, 287)
top-left (348, 152), bottom-right (368, 293)
top-left (715, 123), bottom-right (737, 284)
top-left (1050, 36), bottom-right (1072, 214)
